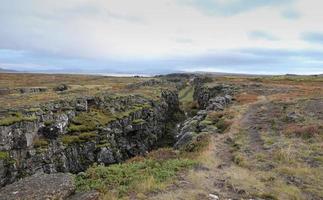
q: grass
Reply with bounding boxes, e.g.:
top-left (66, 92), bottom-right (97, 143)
top-left (0, 112), bottom-right (37, 126)
top-left (68, 110), bottom-right (112, 132)
top-left (0, 151), bottom-right (9, 160)
top-left (179, 86), bottom-right (194, 102)
top-left (0, 73), bottom-right (149, 109)
top-left (61, 135), bottom-right (82, 145)
top-left (33, 138), bottom-right (49, 148)
top-left (75, 154), bottom-right (196, 198)
top-left (75, 135), bottom-right (211, 199)
top-left (179, 86), bottom-right (197, 115)
top-left (223, 99), bottom-right (323, 199)
top-left (68, 104), bottom-right (153, 133)
top-left (61, 132), bottom-right (97, 145)
top-left (180, 133), bottom-right (211, 155)
top-left (132, 119), bottom-right (146, 125)
top-left (206, 110), bottom-right (233, 133)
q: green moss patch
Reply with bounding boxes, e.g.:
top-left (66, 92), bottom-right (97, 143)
top-left (0, 112), bottom-right (37, 126)
top-left (62, 135), bottom-right (82, 145)
top-left (0, 151), bottom-right (9, 160)
top-left (132, 119), bottom-right (146, 125)
top-left (61, 132), bottom-right (97, 145)
top-left (33, 139), bottom-right (49, 148)
top-left (68, 110), bottom-right (112, 132)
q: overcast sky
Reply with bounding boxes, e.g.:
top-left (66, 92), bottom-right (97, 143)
top-left (1, 0), bottom-right (323, 74)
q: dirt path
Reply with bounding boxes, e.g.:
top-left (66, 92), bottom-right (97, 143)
top-left (148, 101), bottom-right (256, 199)
top-left (148, 94), bottom-right (276, 200)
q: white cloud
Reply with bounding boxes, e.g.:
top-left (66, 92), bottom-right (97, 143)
top-left (0, 0), bottom-right (323, 73)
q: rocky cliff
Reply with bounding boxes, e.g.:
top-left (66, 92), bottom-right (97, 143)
top-left (0, 90), bottom-right (181, 187)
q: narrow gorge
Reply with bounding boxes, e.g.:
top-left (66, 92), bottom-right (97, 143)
top-left (0, 75), bottom-right (237, 199)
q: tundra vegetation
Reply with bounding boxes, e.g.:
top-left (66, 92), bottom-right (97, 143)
top-left (0, 73), bottom-right (322, 200)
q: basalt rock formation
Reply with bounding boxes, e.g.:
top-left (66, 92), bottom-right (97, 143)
top-left (174, 82), bottom-right (236, 149)
top-left (0, 90), bottom-right (181, 187)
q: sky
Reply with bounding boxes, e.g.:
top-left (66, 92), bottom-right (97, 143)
top-left (1, 0), bottom-right (323, 75)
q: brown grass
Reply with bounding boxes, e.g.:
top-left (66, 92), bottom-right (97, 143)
top-left (284, 123), bottom-right (322, 138)
top-left (235, 92), bottom-right (259, 105)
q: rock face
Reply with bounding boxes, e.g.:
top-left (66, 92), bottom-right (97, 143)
top-left (0, 173), bottom-right (75, 200)
top-left (174, 83), bottom-right (235, 149)
top-left (193, 83), bottom-right (236, 109)
top-left (0, 90), bottom-right (181, 187)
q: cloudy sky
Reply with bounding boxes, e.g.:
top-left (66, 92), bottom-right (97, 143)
top-left (1, 0), bottom-right (323, 74)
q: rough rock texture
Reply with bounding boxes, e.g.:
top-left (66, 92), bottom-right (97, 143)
top-left (0, 173), bottom-right (75, 200)
top-left (0, 87), bottom-right (48, 95)
top-left (0, 90), bottom-right (181, 187)
top-left (193, 83), bottom-right (236, 109)
top-left (126, 77), bottom-right (187, 90)
top-left (54, 84), bottom-right (69, 92)
top-left (175, 83), bottom-right (235, 149)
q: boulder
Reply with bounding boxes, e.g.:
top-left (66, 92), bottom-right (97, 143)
top-left (54, 84), bottom-right (69, 92)
top-left (0, 173), bottom-right (75, 200)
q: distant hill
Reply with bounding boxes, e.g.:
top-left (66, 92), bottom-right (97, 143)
top-left (0, 68), bottom-right (17, 73)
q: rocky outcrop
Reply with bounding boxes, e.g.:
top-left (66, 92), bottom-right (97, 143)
top-left (175, 84), bottom-right (235, 149)
top-left (127, 77), bottom-right (187, 90)
top-left (54, 84), bottom-right (69, 92)
top-left (0, 173), bottom-right (75, 200)
top-left (0, 172), bottom-right (99, 200)
top-left (0, 87), bottom-right (48, 96)
top-left (193, 83), bottom-right (236, 109)
top-left (0, 90), bottom-right (181, 187)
